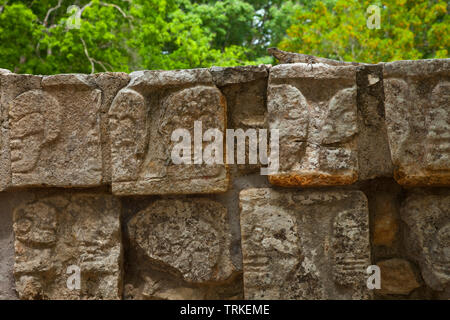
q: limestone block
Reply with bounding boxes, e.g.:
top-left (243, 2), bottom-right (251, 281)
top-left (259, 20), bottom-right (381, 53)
top-left (13, 193), bottom-right (122, 299)
top-left (356, 64), bottom-right (393, 180)
top-left (267, 63), bottom-right (358, 186)
top-left (93, 73), bottom-right (130, 184)
top-left (211, 65), bottom-right (269, 174)
top-left (4, 74), bottom-right (101, 187)
top-left (384, 59), bottom-right (450, 186)
top-left (125, 198), bottom-right (239, 299)
top-left (400, 192), bottom-right (450, 291)
top-left (377, 258), bottom-right (420, 295)
top-left (240, 188), bottom-right (371, 299)
top-left (110, 69), bottom-right (228, 195)
top-left (0, 192), bottom-right (19, 299)
top-left (0, 73), bottom-right (41, 191)
top-left (372, 191), bottom-right (399, 247)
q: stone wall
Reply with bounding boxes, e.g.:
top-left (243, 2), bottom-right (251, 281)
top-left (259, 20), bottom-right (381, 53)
top-left (0, 59), bottom-right (448, 300)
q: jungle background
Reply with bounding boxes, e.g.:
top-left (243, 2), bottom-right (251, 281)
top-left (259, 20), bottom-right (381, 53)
top-left (0, 0), bottom-right (448, 74)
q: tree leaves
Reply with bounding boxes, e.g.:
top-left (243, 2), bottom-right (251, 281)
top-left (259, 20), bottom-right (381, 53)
top-left (0, 0), bottom-right (447, 74)
top-left (280, 0), bottom-right (449, 63)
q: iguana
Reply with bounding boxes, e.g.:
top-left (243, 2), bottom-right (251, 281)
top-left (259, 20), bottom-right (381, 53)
top-left (267, 48), bottom-right (360, 68)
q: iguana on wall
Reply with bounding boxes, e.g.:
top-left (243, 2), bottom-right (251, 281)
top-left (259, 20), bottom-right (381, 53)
top-left (268, 48), bottom-right (361, 67)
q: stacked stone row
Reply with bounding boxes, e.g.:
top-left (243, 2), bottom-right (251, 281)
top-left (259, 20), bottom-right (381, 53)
top-left (0, 59), bottom-right (448, 300)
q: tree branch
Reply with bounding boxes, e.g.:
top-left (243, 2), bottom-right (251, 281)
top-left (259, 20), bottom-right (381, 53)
top-left (99, 1), bottom-right (131, 19)
top-left (0, 0), bottom-right (8, 14)
top-left (43, 0), bottom-right (63, 27)
top-left (80, 36), bottom-right (109, 73)
top-left (80, 36), bottom-right (96, 74)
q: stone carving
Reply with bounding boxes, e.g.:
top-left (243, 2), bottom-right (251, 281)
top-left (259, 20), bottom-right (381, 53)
top-left (239, 188), bottom-right (370, 299)
top-left (384, 59), bottom-right (450, 186)
top-left (0, 192), bottom-right (21, 300)
top-left (93, 72), bottom-right (130, 184)
top-left (13, 193), bottom-right (122, 300)
top-left (9, 90), bottom-right (61, 174)
top-left (7, 74), bottom-right (103, 187)
top-left (267, 64), bottom-right (358, 186)
top-left (0, 73), bottom-right (42, 191)
top-left (110, 69), bottom-right (228, 195)
top-left (400, 192), bottom-right (450, 292)
top-left (211, 65), bottom-right (269, 174)
top-left (125, 198), bottom-right (239, 299)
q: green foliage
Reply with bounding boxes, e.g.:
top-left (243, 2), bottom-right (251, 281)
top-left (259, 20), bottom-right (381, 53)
top-left (0, 0), bottom-right (448, 74)
top-left (280, 0), bottom-right (449, 63)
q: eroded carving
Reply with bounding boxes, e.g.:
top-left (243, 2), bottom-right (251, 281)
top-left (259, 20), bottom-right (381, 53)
top-left (400, 193), bottom-right (450, 291)
top-left (110, 69), bottom-right (228, 195)
top-left (0, 73), bottom-right (42, 191)
top-left (267, 64), bottom-right (358, 187)
top-left (384, 59), bottom-right (450, 186)
top-left (240, 188), bottom-right (371, 299)
top-left (9, 90), bottom-right (61, 174)
top-left (125, 198), bottom-right (239, 299)
top-left (13, 193), bottom-right (121, 300)
top-left (8, 74), bottom-right (103, 187)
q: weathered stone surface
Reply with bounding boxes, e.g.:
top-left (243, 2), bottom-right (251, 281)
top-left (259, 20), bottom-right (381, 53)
top-left (0, 206), bottom-right (15, 299)
top-left (4, 74), bottom-right (102, 187)
top-left (377, 258), bottom-right (420, 295)
top-left (267, 63), bottom-right (359, 186)
top-left (372, 191), bottom-right (399, 247)
top-left (1, 73), bottom-right (42, 191)
top-left (356, 64), bottom-right (393, 180)
top-left (1, 193), bottom-right (17, 299)
top-left (240, 188), bottom-right (371, 299)
top-left (110, 69), bottom-right (228, 195)
top-left (0, 190), bottom-right (36, 300)
top-left (212, 65), bottom-right (269, 174)
top-left (93, 72), bottom-right (130, 184)
top-left (125, 198), bottom-right (239, 299)
top-left (13, 193), bottom-right (122, 299)
top-left (384, 59), bottom-right (450, 186)
top-left (210, 65), bottom-right (268, 86)
top-left (400, 192), bottom-right (450, 292)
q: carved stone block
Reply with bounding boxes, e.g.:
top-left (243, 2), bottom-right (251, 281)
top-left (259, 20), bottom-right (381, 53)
top-left (400, 192), bottom-right (450, 291)
top-left (211, 65), bottom-right (269, 174)
top-left (0, 192), bottom-right (19, 299)
top-left (110, 69), bottom-right (228, 195)
top-left (13, 193), bottom-right (122, 299)
top-left (1, 73), bottom-right (42, 191)
top-left (240, 188), bottom-right (371, 299)
top-left (125, 198), bottom-right (239, 299)
top-left (93, 72), bottom-right (130, 184)
top-left (384, 59), bottom-right (450, 186)
top-left (355, 64), bottom-right (393, 180)
top-left (5, 74), bottom-right (102, 187)
top-left (267, 64), bottom-right (358, 186)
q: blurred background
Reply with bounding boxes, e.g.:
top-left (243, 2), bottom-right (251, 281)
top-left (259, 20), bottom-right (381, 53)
top-left (0, 0), bottom-right (448, 74)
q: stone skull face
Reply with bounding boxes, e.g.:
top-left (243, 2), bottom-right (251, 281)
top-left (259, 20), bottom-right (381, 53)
top-left (14, 202), bottom-right (58, 246)
top-left (9, 90), bottom-right (60, 173)
top-left (10, 112), bottom-right (45, 173)
top-left (425, 82), bottom-right (450, 170)
top-left (157, 86), bottom-right (224, 177)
